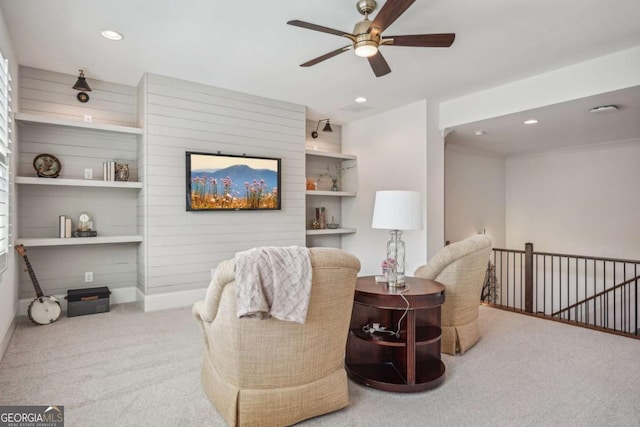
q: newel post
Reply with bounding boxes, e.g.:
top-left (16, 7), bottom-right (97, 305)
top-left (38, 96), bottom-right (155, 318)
top-left (524, 242), bottom-right (534, 313)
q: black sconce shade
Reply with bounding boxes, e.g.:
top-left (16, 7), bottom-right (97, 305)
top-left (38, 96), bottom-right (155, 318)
top-left (311, 119), bottom-right (333, 139)
top-left (73, 70), bottom-right (92, 103)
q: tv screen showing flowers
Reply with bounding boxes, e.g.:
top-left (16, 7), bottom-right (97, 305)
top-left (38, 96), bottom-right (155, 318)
top-left (186, 151), bottom-right (281, 211)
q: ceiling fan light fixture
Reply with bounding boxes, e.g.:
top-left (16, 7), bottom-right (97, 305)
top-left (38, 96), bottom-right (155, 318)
top-left (288, 0), bottom-right (455, 78)
top-left (355, 43), bottom-right (378, 57)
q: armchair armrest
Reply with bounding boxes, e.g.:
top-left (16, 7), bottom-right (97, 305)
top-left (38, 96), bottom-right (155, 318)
top-left (192, 259), bottom-right (236, 324)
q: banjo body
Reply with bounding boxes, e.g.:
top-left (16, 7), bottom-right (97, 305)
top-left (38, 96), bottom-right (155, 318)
top-left (16, 244), bottom-right (62, 325)
top-left (28, 296), bottom-right (62, 325)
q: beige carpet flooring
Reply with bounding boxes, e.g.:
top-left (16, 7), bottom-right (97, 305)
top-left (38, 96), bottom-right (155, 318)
top-left (1, 304), bottom-right (639, 426)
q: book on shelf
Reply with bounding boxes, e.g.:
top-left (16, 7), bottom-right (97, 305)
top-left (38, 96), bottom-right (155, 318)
top-left (103, 160), bottom-right (116, 181)
top-left (65, 218), bottom-right (72, 238)
top-left (58, 215), bottom-right (74, 238)
top-left (59, 215), bottom-right (66, 238)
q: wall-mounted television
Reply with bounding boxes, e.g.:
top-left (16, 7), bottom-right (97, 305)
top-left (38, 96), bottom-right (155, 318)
top-left (186, 151), bottom-right (281, 211)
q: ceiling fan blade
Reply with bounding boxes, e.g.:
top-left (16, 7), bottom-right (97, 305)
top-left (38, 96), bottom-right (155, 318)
top-left (368, 0), bottom-right (415, 36)
top-left (385, 33), bottom-right (456, 47)
top-left (367, 52), bottom-right (391, 77)
top-left (300, 46), bottom-right (352, 67)
top-left (287, 20), bottom-right (353, 38)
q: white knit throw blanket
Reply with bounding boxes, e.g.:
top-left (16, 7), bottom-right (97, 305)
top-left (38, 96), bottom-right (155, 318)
top-left (235, 246), bottom-right (312, 323)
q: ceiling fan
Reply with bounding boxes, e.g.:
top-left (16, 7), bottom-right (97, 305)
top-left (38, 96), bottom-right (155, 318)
top-left (287, 0), bottom-right (455, 78)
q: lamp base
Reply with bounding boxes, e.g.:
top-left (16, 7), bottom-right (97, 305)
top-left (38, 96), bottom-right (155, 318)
top-left (385, 230), bottom-right (406, 287)
top-left (386, 282), bottom-right (406, 289)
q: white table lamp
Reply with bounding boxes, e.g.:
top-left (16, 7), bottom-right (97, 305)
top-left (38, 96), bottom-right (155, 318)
top-left (371, 190), bottom-right (423, 286)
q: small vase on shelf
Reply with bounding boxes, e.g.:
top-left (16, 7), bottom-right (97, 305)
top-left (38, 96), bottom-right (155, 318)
top-left (331, 179), bottom-right (339, 191)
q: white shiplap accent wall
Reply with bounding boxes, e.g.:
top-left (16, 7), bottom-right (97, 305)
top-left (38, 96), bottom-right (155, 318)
top-left (19, 66), bottom-right (137, 126)
top-left (143, 74), bottom-right (305, 296)
top-left (17, 68), bottom-right (140, 298)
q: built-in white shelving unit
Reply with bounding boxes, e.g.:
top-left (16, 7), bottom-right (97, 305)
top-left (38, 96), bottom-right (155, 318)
top-left (305, 149), bottom-right (356, 160)
top-left (15, 112), bottom-right (143, 135)
top-left (306, 190), bottom-right (356, 197)
top-left (16, 176), bottom-right (143, 189)
top-left (16, 235), bottom-right (143, 247)
top-left (15, 113), bottom-right (143, 247)
top-left (305, 228), bottom-right (357, 236)
top-left (305, 149), bottom-right (357, 242)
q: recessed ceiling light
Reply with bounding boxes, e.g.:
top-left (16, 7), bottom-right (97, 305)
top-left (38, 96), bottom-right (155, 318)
top-left (474, 130), bottom-right (485, 136)
top-left (101, 30), bottom-right (123, 41)
top-left (355, 97), bottom-right (367, 103)
top-left (524, 119), bottom-right (539, 125)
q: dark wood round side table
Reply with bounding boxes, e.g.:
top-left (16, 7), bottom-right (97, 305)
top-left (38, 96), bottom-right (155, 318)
top-left (345, 276), bottom-right (446, 392)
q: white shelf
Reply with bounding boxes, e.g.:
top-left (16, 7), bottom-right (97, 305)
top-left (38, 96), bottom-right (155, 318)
top-left (305, 149), bottom-right (356, 160)
top-left (306, 190), bottom-right (356, 197)
top-left (15, 112), bottom-right (143, 135)
top-left (16, 176), bottom-right (143, 188)
top-left (306, 228), bottom-right (357, 236)
top-left (16, 235), bottom-right (144, 247)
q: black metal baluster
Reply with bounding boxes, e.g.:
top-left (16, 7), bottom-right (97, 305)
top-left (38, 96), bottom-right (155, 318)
top-left (513, 252), bottom-right (516, 309)
top-left (559, 257), bottom-right (562, 319)
top-left (543, 256), bottom-right (546, 315)
top-left (633, 264), bottom-right (640, 335)
top-left (593, 260), bottom-right (596, 327)
top-left (584, 259), bottom-right (588, 325)
top-left (551, 257), bottom-right (554, 316)
top-left (493, 250), bottom-right (497, 305)
top-left (520, 253), bottom-right (524, 310)
top-left (613, 262), bottom-right (617, 331)
top-left (500, 252), bottom-right (509, 305)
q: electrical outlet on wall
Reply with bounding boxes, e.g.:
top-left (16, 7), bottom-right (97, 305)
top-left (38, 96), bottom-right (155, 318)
top-left (85, 272), bottom-right (93, 283)
top-left (84, 168), bottom-right (93, 179)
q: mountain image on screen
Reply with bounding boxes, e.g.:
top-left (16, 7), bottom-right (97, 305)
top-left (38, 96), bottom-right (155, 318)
top-left (191, 164), bottom-right (278, 193)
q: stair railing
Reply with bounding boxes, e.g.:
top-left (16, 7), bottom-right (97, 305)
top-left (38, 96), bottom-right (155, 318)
top-left (485, 243), bottom-right (639, 338)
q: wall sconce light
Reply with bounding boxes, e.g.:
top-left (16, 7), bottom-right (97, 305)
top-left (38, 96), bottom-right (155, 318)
top-left (72, 69), bottom-right (92, 103)
top-left (311, 119), bottom-right (333, 139)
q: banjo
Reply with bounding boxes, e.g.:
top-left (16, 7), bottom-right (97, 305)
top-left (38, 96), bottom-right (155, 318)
top-left (15, 245), bottom-right (61, 325)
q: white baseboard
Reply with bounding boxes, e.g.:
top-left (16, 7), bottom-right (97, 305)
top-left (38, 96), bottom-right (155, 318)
top-left (18, 287), bottom-right (206, 315)
top-left (0, 316), bottom-right (17, 362)
top-left (18, 286), bottom-right (138, 316)
top-left (143, 288), bottom-right (206, 312)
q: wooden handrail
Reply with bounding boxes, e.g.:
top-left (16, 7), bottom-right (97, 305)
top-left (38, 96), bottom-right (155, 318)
top-left (532, 251), bottom-right (640, 264)
top-left (493, 247), bottom-right (640, 264)
top-left (552, 274), bottom-right (640, 316)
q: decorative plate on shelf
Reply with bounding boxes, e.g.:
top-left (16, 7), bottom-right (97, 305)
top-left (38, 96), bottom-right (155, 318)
top-left (33, 154), bottom-right (61, 178)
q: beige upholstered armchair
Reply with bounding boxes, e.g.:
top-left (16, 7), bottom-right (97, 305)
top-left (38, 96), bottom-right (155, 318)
top-left (192, 247), bottom-right (361, 427)
top-left (414, 235), bottom-right (492, 355)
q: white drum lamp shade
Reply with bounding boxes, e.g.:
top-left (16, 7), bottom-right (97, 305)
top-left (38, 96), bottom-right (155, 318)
top-left (371, 191), bottom-right (423, 231)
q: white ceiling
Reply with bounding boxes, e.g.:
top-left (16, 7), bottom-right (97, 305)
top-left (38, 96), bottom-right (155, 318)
top-left (446, 85), bottom-right (640, 155)
top-left (2, 0), bottom-right (640, 127)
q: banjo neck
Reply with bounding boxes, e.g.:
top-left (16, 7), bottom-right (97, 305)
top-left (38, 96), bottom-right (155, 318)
top-left (15, 245), bottom-right (44, 298)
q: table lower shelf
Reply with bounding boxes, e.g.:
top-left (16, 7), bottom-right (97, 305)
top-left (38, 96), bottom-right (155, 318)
top-left (350, 325), bottom-right (441, 347)
top-left (346, 360), bottom-right (445, 393)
